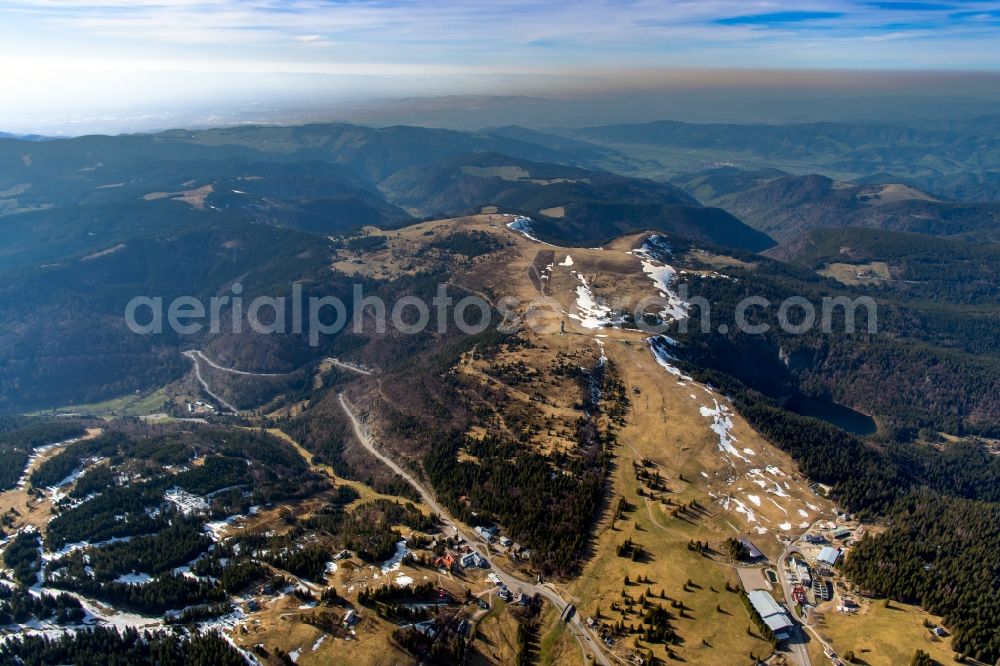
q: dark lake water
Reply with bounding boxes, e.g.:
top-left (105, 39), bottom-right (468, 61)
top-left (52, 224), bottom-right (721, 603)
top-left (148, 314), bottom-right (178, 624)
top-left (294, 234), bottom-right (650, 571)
top-left (784, 395), bottom-right (877, 436)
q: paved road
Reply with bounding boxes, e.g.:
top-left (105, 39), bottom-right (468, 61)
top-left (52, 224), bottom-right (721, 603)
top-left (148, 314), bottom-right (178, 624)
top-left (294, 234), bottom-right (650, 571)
top-left (184, 349), bottom-right (291, 377)
top-left (776, 538), bottom-right (815, 666)
top-left (182, 350), bottom-right (238, 413)
top-left (776, 533), bottom-right (838, 662)
top-left (326, 358), bottom-right (373, 376)
top-left (188, 349), bottom-right (372, 379)
top-left (182, 350), bottom-right (372, 413)
top-left (337, 393), bottom-right (613, 666)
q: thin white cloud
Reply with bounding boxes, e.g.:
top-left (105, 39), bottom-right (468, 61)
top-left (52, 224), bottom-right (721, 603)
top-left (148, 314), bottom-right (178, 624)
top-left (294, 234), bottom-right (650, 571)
top-left (1, 0), bottom-right (999, 133)
top-left (5, 0), bottom-right (998, 50)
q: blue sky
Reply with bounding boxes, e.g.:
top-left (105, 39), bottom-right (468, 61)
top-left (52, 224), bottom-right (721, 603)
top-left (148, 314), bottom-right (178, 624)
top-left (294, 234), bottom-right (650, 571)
top-left (2, 1), bottom-right (999, 131)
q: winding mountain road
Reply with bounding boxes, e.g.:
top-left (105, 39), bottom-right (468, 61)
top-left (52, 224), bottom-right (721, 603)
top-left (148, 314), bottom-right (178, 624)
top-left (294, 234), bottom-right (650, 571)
top-left (337, 393), bottom-right (613, 665)
top-left (182, 350), bottom-right (238, 413)
top-left (182, 350), bottom-right (373, 414)
top-left (184, 349), bottom-right (292, 377)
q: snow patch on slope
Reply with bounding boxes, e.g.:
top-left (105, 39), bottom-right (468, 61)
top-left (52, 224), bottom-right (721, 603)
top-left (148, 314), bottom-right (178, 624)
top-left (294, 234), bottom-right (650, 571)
top-left (568, 272), bottom-right (624, 329)
top-left (630, 235), bottom-right (688, 322)
top-left (699, 400), bottom-right (749, 462)
top-left (506, 215), bottom-right (551, 245)
top-left (380, 541), bottom-right (410, 574)
top-left (647, 335), bottom-right (692, 380)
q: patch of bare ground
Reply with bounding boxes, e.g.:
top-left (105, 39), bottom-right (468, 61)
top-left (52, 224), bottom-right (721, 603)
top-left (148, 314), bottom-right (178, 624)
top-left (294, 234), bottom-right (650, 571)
top-left (142, 183), bottom-right (213, 208)
top-left (818, 260), bottom-right (893, 285)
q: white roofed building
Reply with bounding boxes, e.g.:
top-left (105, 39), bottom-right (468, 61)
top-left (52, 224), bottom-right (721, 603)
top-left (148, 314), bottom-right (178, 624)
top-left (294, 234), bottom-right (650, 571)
top-left (817, 546), bottom-right (842, 566)
top-left (747, 590), bottom-right (794, 641)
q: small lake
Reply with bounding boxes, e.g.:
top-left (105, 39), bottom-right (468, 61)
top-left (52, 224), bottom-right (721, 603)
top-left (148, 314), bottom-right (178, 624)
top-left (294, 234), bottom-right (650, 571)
top-left (784, 395), bottom-right (877, 437)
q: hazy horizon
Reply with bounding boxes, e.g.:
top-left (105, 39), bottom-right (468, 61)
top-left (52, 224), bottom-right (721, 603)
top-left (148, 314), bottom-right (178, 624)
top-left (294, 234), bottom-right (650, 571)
top-left (4, 71), bottom-right (1000, 137)
top-left (3, 1), bottom-right (1000, 135)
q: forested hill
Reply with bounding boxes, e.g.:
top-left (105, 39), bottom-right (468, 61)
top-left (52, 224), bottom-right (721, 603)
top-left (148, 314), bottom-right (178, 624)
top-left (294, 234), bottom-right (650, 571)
top-left (767, 227), bottom-right (1000, 304)
top-left (671, 247), bottom-right (1000, 438)
top-left (670, 168), bottom-right (1000, 242)
top-left (0, 123), bottom-right (581, 269)
top-left (381, 152), bottom-right (774, 250)
top-left (567, 117), bottom-right (1000, 201)
top-left (0, 219), bottom-right (338, 412)
top-left (0, 122), bottom-right (775, 413)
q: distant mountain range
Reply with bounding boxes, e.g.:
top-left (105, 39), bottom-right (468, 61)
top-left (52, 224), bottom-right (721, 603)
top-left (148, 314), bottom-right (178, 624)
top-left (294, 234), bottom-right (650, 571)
top-left (671, 167), bottom-right (1000, 242)
top-left (0, 131), bottom-right (54, 142)
top-left (0, 121), bottom-right (775, 412)
top-left (383, 152), bottom-right (773, 250)
top-left (2, 109), bottom-right (998, 666)
top-left (0, 119), bottom-right (995, 421)
top-left (560, 117), bottom-right (1000, 201)
top-left (0, 123), bottom-right (773, 271)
